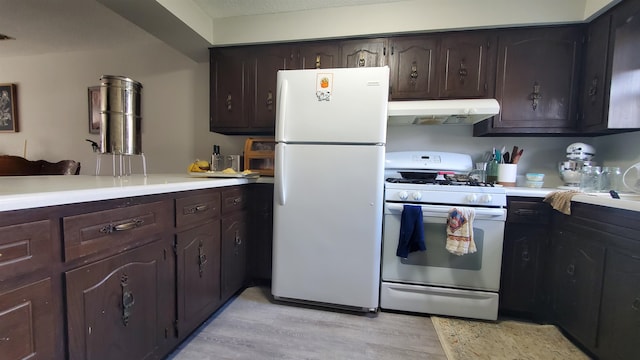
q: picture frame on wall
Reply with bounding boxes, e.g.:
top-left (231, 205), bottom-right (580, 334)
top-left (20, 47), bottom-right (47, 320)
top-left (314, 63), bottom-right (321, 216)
top-left (88, 86), bottom-right (100, 134)
top-left (0, 83), bottom-right (18, 132)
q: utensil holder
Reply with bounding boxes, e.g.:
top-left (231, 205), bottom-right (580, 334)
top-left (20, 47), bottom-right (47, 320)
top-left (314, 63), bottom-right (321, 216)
top-left (498, 164), bottom-right (517, 186)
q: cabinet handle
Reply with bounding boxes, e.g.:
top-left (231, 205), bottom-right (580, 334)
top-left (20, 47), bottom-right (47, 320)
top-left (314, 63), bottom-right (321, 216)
top-left (521, 249), bottom-right (530, 262)
top-left (410, 62), bottom-right (419, 82)
top-left (100, 218), bottom-right (144, 234)
top-left (226, 94), bottom-right (232, 111)
top-left (198, 240), bottom-right (208, 277)
top-left (315, 55), bottom-right (321, 69)
top-left (632, 298), bottom-right (640, 311)
top-left (458, 61), bottom-right (468, 82)
top-left (514, 209), bottom-right (540, 217)
top-left (232, 197), bottom-right (241, 205)
top-left (566, 263), bottom-right (575, 276)
top-left (184, 204), bottom-right (208, 215)
top-left (266, 90), bottom-right (274, 111)
top-left (358, 55), bottom-right (366, 67)
top-left (121, 274), bottom-right (135, 326)
top-left (588, 77), bottom-right (598, 102)
top-left (529, 82), bottom-right (542, 111)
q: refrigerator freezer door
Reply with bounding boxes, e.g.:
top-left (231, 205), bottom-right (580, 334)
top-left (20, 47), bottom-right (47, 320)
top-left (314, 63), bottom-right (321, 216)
top-left (272, 143), bottom-right (384, 309)
top-left (276, 67), bottom-right (389, 144)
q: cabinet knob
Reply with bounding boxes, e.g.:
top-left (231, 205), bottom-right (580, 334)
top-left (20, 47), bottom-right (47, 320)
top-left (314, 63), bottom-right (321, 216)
top-left (588, 77), bottom-right (598, 102)
top-left (632, 297), bottom-right (640, 311)
top-left (566, 263), bottom-right (575, 276)
top-left (266, 90), bottom-right (274, 111)
top-left (410, 62), bottom-right (419, 81)
top-left (358, 56), bottom-right (366, 67)
top-left (226, 94), bottom-right (232, 111)
top-left (458, 61), bottom-right (468, 83)
top-left (315, 55), bottom-right (321, 69)
top-left (529, 82), bottom-right (542, 111)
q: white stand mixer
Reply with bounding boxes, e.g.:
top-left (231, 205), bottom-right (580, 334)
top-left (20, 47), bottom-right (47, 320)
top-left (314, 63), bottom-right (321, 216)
top-left (558, 142), bottom-right (596, 186)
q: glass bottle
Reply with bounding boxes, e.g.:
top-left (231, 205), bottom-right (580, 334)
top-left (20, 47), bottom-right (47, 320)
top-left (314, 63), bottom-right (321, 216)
top-left (486, 158), bottom-right (499, 184)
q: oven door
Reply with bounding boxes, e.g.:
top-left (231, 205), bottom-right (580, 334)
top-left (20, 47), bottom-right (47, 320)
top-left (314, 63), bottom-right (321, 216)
top-left (382, 202), bottom-right (506, 291)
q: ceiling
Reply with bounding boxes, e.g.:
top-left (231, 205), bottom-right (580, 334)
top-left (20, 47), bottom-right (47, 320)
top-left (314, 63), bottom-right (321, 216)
top-left (0, 0), bottom-right (620, 61)
top-left (192, 0), bottom-right (405, 19)
top-left (0, 0), bottom-right (404, 59)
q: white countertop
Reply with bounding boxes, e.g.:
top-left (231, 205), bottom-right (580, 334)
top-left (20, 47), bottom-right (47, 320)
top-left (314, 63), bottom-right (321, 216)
top-left (0, 174), bottom-right (271, 212)
top-left (505, 186), bottom-right (640, 212)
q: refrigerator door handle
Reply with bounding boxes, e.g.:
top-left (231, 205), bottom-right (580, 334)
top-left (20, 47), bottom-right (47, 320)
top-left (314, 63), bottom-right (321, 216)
top-left (276, 144), bottom-right (286, 205)
top-left (276, 79), bottom-right (288, 141)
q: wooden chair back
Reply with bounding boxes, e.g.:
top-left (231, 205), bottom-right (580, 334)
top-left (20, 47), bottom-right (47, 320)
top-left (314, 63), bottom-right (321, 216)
top-left (0, 155), bottom-right (81, 175)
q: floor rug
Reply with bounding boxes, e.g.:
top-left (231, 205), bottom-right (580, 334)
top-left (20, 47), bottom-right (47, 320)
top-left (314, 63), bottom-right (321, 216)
top-left (431, 316), bottom-right (591, 360)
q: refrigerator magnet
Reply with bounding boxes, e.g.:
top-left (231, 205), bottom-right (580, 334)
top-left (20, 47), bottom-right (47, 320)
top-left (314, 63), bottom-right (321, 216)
top-left (316, 73), bottom-right (333, 101)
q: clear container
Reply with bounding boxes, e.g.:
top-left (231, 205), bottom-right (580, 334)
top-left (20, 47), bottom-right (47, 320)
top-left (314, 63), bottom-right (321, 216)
top-left (600, 166), bottom-right (622, 192)
top-left (486, 159), bottom-right (499, 184)
top-left (580, 165), bottom-right (601, 192)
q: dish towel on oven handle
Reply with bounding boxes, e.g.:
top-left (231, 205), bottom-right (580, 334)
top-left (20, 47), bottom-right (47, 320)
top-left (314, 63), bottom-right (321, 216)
top-left (446, 207), bottom-right (476, 256)
top-left (396, 205), bottom-right (426, 258)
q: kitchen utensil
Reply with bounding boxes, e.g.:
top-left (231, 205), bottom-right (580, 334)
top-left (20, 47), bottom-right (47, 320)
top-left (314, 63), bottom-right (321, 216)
top-left (511, 149), bottom-right (523, 164)
top-left (503, 152), bottom-right (510, 164)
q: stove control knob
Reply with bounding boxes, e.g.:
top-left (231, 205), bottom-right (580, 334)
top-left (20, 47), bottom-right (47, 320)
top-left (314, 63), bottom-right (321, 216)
top-left (398, 191), bottom-right (409, 200)
top-left (466, 194), bottom-right (478, 203)
top-left (480, 194), bottom-right (493, 203)
top-left (412, 192), bottom-right (423, 201)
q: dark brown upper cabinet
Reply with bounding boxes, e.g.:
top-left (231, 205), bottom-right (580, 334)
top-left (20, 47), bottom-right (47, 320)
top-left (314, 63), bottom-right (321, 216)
top-left (388, 35), bottom-right (438, 99)
top-left (604, 0), bottom-right (640, 130)
top-left (298, 43), bottom-right (341, 69)
top-left (249, 45), bottom-right (297, 133)
top-left (475, 26), bottom-right (583, 136)
top-left (340, 38), bottom-right (387, 68)
top-left (210, 47), bottom-right (250, 133)
top-left (438, 32), bottom-right (496, 99)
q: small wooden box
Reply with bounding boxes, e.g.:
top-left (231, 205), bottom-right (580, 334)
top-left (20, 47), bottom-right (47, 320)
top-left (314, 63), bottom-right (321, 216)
top-left (243, 138), bottom-right (275, 176)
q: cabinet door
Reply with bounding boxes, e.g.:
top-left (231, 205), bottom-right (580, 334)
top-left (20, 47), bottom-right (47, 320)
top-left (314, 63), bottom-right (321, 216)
top-left (500, 224), bottom-right (544, 314)
top-left (492, 26), bottom-right (582, 132)
top-left (550, 229), bottom-right (605, 351)
top-left (221, 211), bottom-right (247, 302)
top-left (210, 47), bottom-right (249, 132)
top-left (66, 238), bottom-right (175, 360)
top-left (0, 279), bottom-right (54, 360)
top-left (340, 38), bottom-right (387, 68)
top-left (580, 14), bottom-right (612, 132)
top-left (250, 45), bottom-right (296, 132)
top-left (176, 221), bottom-right (221, 338)
top-left (438, 32), bottom-right (496, 98)
top-left (607, 0), bottom-right (640, 129)
top-left (598, 248), bottom-right (640, 360)
top-left (247, 184), bottom-right (274, 281)
top-left (388, 35), bottom-right (438, 99)
top-left (298, 43), bottom-right (341, 69)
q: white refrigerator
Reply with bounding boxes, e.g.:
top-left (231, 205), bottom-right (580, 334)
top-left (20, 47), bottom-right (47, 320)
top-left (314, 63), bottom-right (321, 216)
top-left (271, 66), bottom-right (389, 311)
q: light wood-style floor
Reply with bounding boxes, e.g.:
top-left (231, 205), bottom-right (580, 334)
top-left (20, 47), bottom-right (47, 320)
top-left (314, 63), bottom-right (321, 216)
top-left (167, 286), bottom-right (447, 360)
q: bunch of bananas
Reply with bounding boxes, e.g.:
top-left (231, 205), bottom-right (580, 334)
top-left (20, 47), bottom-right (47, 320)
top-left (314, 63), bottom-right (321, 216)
top-left (187, 159), bottom-right (210, 173)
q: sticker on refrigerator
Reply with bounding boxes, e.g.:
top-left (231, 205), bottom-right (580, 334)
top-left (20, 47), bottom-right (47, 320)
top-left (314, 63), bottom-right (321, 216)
top-left (316, 73), bottom-right (333, 101)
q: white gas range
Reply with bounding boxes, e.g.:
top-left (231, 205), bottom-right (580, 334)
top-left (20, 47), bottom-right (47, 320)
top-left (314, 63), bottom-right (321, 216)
top-left (380, 151), bottom-right (507, 321)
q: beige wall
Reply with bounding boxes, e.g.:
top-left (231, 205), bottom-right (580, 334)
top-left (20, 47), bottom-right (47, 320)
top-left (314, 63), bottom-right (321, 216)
top-left (0, 37), bottom-right (244, 175)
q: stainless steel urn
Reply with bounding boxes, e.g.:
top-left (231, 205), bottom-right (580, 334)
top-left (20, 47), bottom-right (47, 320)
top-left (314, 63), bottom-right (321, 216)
top-left (99, 75), bottom-right (143, 155)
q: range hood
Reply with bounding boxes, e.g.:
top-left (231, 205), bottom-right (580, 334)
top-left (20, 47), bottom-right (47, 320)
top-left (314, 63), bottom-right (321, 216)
top-left (387, 99), bottom-right (500, 125)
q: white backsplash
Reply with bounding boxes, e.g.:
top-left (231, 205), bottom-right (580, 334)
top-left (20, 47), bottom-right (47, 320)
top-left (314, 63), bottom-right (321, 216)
top-left (386, 124), bottom-right (640, 189)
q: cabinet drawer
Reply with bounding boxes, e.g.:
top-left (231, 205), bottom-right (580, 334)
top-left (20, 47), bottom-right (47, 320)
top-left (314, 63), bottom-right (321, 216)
top-left (175, 191), bottom-right (221, 228)
top-left (62, 200), bottom-right (172, 262)
top-left (0, 220), bottom-right (53, 282)
top-left (0, 278), bottom-right (55, 360)
top-left (221, 187), bottom-right (246, 214)
top-left (507, 200), bottom-right (551, 224)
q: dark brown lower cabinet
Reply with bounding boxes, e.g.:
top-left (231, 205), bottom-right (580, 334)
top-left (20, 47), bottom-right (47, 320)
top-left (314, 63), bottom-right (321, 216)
top-left (500, 198), bottom-right (550, 318)
top-left (221, 211), bottom-right (247, 302)
top-left (0, 278), bottom-right (55, 360)
top-left (598, 248), bottom-right (640, 360)
top-left (176, 220), bottom-right (222, 338)
top-left (550, 227), bottom-right (605, 354)
top-left (65, 237), bottom-right (175, 360)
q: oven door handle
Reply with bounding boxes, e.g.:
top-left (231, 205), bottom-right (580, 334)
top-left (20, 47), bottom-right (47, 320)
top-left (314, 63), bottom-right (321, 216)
top-left (387, 204), bottom-right (506, 220)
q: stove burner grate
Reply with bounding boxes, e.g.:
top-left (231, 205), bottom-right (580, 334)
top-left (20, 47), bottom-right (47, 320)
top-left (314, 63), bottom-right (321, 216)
top-left (385, 177), bottom-right (495, 187)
